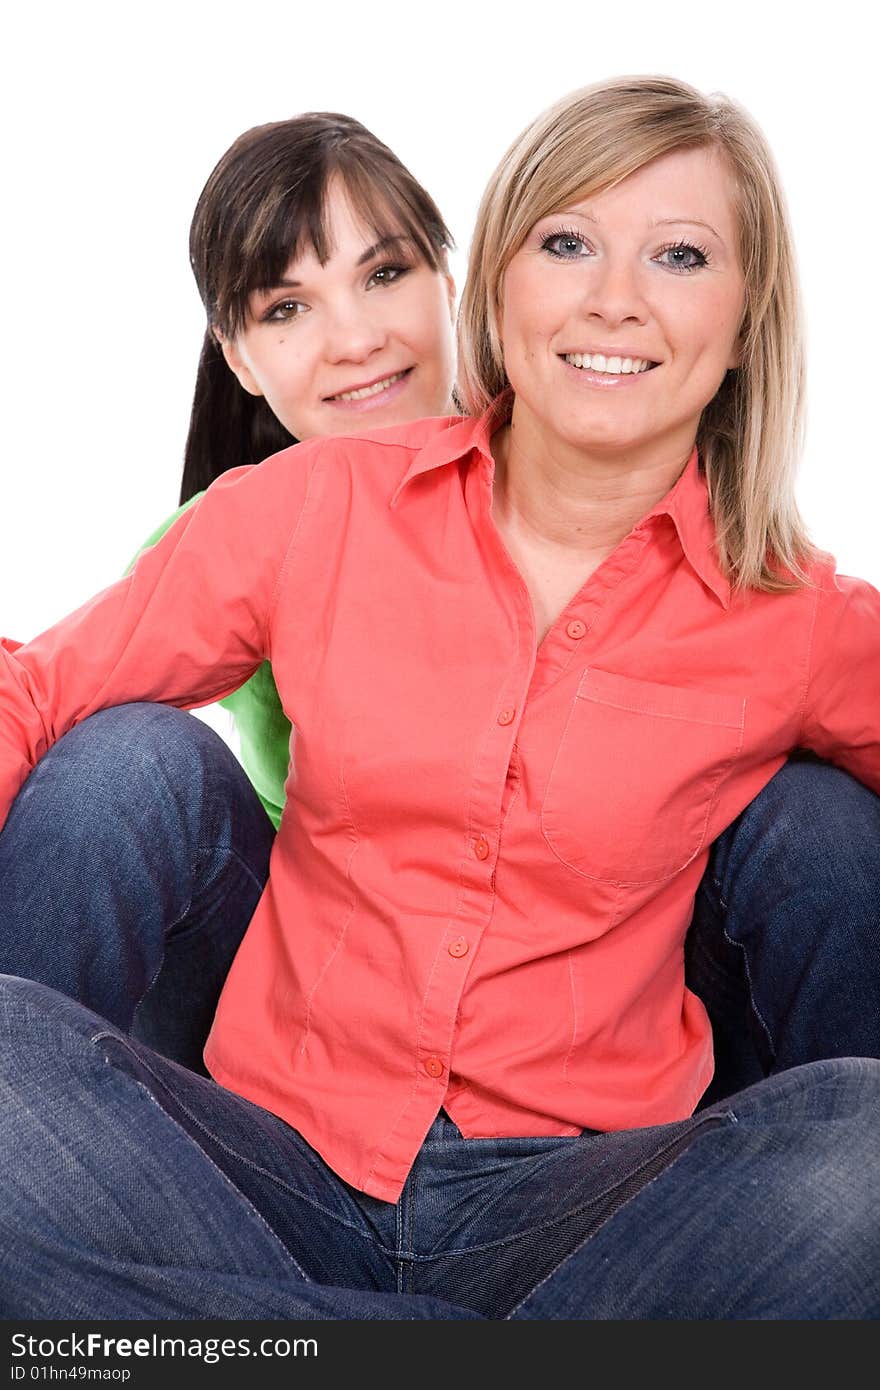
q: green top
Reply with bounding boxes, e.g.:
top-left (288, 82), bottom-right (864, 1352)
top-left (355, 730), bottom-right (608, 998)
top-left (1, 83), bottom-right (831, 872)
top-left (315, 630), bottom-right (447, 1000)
top-left (130, 497), bottom-right (290, 830)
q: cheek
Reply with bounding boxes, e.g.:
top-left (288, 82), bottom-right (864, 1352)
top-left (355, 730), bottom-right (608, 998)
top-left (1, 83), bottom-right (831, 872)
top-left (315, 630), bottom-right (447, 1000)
top-left (498, 265), bottom-right (532, 344)
top-left (697, 287), bottom-right (743, 353)
top-left (503, 271), bottom-right (560, 354)
top-left (264, 344), bottom-right (313, 400)
top-left (408, 289), bottom-right (455, 368)
top-left (257, 357), bottom-right (319, 438)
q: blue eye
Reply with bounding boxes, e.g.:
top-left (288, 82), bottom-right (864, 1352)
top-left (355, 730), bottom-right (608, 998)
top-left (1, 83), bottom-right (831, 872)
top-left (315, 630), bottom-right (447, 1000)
top-left (541, 231), bottom-right (589, 260)
top-left (656, 241), bottom-right (711, 274)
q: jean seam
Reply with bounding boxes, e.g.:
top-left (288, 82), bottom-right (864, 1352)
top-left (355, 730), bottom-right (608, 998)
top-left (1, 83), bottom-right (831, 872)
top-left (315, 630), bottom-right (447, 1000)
top-left (135, 844), bottom-right (265, 1003)
top-left (420, 1113), bottom-right (732, 1261)
top-left (403, 1170), bottom-right (418, 1295)
top-left (503, 1111), bottom-right (733, 1317)
top-left (723, 1055), bottom-right (868, 1119)
top-left (91, 1030), bottom-right (387, 1249)
top-left (719, 921), bottom-right (776, 1065)
top-left (94, 1062), bottom-right (313, 1285)
top-left (395, 1191), bottom-right (404, 1295)
top-left (190, 841), bottom-right (269, 896)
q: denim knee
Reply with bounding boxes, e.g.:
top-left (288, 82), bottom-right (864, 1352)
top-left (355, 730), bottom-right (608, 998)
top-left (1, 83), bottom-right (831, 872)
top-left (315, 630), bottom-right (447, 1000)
top-left (724, 1055), bottom-right (880, 1125)
top-left (8, 703), bottom-right (218, 823)
top-left (42, 702), bottom-right (234, 801)
top-left (715, 758), bottom-right (880, 878)
top-left (6, 702), bottom-right (267, 865)
top-left (0, 974), bottom-right (109, 1071)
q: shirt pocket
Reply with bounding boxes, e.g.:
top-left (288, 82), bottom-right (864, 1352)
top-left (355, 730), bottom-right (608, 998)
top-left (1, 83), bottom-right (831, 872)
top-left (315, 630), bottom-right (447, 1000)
top-left (541, 668), bottom-right (746, 885)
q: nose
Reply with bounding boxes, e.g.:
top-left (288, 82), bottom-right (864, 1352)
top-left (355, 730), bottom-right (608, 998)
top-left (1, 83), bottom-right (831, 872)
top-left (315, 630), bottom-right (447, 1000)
top-left (323, 295), bottom-right (388, 363)
top-left (581, 252), bottom-right (647, 328)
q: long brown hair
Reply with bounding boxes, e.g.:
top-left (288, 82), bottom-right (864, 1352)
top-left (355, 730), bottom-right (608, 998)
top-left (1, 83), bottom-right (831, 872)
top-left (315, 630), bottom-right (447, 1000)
top-left (181, 113), bottom-right (453, 503)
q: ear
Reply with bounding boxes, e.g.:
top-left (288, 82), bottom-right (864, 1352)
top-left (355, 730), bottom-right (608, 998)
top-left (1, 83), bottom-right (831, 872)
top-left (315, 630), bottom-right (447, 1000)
top-left (214, 327), bottom-right (264, 398)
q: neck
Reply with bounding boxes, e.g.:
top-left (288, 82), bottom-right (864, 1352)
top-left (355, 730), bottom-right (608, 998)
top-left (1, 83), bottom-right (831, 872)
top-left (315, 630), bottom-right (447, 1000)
top-left (490, 401), bottom-right (694, 556)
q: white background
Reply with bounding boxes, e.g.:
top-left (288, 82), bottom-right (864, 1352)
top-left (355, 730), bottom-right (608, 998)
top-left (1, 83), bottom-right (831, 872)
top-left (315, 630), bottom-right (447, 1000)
top-left (3, 0), bottom-right (877, 642)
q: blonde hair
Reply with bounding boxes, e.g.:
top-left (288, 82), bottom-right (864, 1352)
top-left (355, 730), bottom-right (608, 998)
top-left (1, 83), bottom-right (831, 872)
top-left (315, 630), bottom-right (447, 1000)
top-left (457, 75), bottom-right (817, 593)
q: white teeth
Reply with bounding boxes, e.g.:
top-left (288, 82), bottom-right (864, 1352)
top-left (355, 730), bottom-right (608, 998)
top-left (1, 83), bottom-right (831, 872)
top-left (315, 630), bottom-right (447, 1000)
top-left (333, 371), bottom-right (406, 402)
top-left (563, 353), bottom-right (655, 375)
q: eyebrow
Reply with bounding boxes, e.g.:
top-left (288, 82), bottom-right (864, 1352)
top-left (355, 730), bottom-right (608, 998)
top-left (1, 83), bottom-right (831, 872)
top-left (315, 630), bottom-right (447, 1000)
top-left (356, 234), bottom-right (411, 266)
top-left (650, 217), bottom-right (723, 241)
top-left (260, 234), bottom-right (413, 291)
top-left (572, 211), bottom-right (724, 243)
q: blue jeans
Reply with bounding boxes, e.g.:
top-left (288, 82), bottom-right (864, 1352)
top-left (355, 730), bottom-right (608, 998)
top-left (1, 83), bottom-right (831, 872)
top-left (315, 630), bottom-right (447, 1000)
top-left (0, 975), bottom-right (878, 1318)
top-left (687, 751), bottom-right (880, 1104)
top-left (0, 704), bottom-right (275, 1074)
top-left (0, 704), bottom-right (878, 1318)
top-left (1, 703), bottom-right (877, 1087)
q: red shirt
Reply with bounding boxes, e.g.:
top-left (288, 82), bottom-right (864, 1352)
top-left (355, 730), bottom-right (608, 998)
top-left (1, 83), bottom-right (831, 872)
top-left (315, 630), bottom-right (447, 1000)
top-left (2, 403), bottom-right (878, 1202)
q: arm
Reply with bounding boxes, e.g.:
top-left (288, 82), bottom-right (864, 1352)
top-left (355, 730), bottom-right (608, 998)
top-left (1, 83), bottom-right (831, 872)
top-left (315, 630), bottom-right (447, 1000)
top-left (799, 566), bottom-right (880, 794)
top-left (0, 498), bottom-right (207, 748)
top-left (124, 495), bottom-right (204, 575)
top-left (127, 493), bottom-right (292, 831)
top-left (0, 446), bottom-right (314, 833)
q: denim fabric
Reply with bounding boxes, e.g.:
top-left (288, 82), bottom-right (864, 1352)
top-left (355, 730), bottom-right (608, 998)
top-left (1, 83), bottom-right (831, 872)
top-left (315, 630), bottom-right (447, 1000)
top-left (1, 704), bottom-right (879, 1317)
top-left (687, 754), bottom-right (880, 1105)
top-left (0, 975), bottom-right (877, 1319)
top-left (0, 704), bottom-right (274, 1073)
top-left (1, 704), bottom-right (877, 1097)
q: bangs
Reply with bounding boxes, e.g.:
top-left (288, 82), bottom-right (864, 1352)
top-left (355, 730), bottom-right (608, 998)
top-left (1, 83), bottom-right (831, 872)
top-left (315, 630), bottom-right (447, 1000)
top-left (220, 154), bottom-right (450, 335)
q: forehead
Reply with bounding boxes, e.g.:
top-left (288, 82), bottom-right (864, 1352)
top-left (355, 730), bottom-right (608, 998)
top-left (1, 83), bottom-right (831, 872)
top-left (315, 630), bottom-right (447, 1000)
top-left (286, 179), bottom-right (409, 273)
top-left (545, 146), bottom-right (739, 236)
top-left (317, 181), bottom-right (380, 243)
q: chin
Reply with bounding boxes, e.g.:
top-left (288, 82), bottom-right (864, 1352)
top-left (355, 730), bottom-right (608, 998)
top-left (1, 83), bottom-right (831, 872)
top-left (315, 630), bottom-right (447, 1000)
top-left (561, 426), bottom-right (640, 454)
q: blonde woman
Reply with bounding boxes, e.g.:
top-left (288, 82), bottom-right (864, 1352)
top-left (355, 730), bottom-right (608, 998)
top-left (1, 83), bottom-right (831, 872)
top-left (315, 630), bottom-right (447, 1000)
top-left (1, 77), bottom-right (878, 1319)
top-left (1, 112), bottom-right (875, 1106)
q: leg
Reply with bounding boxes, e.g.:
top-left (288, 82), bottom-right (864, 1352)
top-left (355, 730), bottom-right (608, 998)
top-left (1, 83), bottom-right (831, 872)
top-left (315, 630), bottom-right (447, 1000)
top-left (0, 975), bottom-right (479, 1320)
top-left (0, 703), bottom-right (275, 1072)
top-left (508, 1059), bottom-right (880, 1319)
top-left (686, 756), bottom-right (880, 1104)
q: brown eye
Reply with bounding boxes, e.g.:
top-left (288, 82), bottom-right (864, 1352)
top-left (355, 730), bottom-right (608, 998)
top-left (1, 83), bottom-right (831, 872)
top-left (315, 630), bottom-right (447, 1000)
top-left (264, 299), bottom-right (308, 322)
top-left (367, 264), bottom-right (409, 288)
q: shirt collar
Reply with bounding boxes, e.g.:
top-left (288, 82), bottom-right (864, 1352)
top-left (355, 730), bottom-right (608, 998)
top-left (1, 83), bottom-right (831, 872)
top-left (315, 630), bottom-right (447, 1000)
top-left (388, 396), bottom-right (508, 508)
top-left (390, 393), bottom-right (731, 610)
top-left (645, 447), bottom-right (732, 609)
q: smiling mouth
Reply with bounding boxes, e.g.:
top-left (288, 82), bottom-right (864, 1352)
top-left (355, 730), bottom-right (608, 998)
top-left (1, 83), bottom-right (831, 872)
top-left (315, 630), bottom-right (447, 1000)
top-left (561, 353), bottom-right (660, 375)
top-left (325, 368), bottom-right (413, 403)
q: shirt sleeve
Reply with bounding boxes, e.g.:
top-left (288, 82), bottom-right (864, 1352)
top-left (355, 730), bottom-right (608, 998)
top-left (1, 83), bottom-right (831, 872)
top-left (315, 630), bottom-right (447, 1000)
top-left (123, 493), bottom-right (204, 575)
top-left (0, 445), bottom-right (315, 833)
top-left (799, 565), bottom-right (880, 794)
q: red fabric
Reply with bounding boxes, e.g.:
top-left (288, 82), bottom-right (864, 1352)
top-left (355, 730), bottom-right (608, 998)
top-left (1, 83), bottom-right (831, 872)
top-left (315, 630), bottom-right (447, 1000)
top-left (2, 403), bottom-right (878, 1201)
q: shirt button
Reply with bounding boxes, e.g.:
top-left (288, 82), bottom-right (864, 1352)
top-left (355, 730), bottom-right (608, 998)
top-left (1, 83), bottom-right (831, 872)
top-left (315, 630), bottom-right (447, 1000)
top-left (566, 619), bottom-right (586, 639)
top-left (448, 937), bottom-right (469, 958)
top-left (497, 707), bottom-right (515, 725)
top-left (473, 836), bottom-right (490, 860)
top-left (424, 1056), bottom-right (445, 1078)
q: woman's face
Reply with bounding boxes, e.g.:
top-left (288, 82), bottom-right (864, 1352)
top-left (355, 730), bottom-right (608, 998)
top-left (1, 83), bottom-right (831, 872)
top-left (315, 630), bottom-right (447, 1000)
top-left (498, 145), bottom-right (746, 465)
top-left (220, 180), bottom-right (457, 440)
